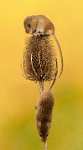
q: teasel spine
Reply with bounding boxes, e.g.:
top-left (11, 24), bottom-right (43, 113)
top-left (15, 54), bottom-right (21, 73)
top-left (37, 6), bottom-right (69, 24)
top-left (31, 52), bottom-right (44, 94)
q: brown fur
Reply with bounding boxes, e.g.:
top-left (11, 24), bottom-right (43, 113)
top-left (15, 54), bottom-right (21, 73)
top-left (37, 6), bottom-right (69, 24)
top-left (24, 15), bottom-right (54, 35)
top-left (36, 91), bottom-right (54, 142)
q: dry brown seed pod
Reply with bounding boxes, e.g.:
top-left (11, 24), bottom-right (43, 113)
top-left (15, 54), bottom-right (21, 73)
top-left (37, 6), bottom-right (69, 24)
top-left (23, 35), bottom-right (58, 82)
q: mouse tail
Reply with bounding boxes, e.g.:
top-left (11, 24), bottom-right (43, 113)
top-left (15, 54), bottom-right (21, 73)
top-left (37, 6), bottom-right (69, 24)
top-left (54, 34), bottom-right (64, 77)
top-left (48, 57), bottom-right (58, 92)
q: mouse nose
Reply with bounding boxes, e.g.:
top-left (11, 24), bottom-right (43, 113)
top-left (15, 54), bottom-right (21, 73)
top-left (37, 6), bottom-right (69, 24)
top-left (40, 134), bottom-right (48, 142)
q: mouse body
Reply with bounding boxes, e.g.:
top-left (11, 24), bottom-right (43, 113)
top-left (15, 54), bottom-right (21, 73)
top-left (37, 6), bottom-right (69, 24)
top-left (34, 15), bottom-right (55, 36)
top-left (35, 91), bottom-right (54, 142)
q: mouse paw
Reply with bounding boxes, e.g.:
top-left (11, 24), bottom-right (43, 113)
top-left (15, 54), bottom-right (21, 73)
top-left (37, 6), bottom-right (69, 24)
top-left (33, 32), bottom-right (44, 36)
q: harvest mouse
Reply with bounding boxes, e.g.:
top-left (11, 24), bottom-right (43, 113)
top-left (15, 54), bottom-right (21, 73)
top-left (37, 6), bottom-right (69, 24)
top-left (35, 91), bottom-right (54, 143)
top-left (24, 15), bottom-right (63, 77)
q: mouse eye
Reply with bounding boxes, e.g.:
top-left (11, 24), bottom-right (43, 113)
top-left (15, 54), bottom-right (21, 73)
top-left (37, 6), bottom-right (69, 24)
top-left (27, 23), bottom-right (31, 28)
top-left (40, 134), bottom-right (42, 137)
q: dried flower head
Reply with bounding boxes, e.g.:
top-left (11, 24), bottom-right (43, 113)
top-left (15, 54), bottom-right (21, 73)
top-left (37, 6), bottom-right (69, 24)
top-left (23, 35), bottom-right (57, 82)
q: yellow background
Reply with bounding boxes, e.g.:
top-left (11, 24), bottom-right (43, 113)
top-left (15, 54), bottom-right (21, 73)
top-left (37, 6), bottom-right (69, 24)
top-left (0, 0), bottom-right (83, 149)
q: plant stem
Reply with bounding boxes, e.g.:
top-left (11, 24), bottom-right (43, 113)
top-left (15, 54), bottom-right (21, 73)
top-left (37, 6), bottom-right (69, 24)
top-left (39, 81), bottom-right (44, 94)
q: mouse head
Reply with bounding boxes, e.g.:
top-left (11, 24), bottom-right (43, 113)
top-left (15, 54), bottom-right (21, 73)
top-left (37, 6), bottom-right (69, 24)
top-left (24, 16), bottom-right (37, 34)
top-left (37, 121), bottom-right (51, 142)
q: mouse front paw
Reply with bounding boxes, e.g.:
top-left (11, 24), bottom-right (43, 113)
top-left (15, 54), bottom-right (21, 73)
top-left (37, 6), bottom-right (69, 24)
top-left (34, 31), bottom-right (44, 36)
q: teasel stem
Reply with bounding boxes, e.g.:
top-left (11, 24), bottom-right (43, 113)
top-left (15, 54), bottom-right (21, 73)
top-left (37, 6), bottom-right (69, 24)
top-left (43, 141), bottom-right (47, 150)
top-left (39, 81), bottom-right (44, 95)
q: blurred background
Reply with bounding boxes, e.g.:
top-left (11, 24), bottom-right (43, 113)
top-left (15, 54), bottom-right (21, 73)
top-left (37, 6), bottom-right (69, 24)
top-left (0, 0), bottom-right (83, 149)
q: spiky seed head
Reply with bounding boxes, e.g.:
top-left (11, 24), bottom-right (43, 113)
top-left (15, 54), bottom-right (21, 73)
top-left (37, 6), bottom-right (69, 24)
top-left (23, 35), bottom-right (57, 82)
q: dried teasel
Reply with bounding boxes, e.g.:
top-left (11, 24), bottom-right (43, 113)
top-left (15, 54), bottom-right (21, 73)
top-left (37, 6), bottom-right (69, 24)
top-left (23, 35), bottom-right (58, 83)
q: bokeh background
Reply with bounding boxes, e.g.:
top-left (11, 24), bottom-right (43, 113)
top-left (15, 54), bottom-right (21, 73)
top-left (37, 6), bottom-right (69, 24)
top-left (0, 0), bottom-right (83, 150)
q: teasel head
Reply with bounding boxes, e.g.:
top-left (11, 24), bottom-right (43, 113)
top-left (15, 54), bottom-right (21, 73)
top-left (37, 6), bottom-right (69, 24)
top-left (23, 35), bottom-right (58, 86)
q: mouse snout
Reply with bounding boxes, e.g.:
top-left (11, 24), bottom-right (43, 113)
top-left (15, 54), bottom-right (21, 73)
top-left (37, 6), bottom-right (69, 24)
top-left (38, 122), bottom-right (49, 142)
top-left (40, 133), bottom-right (48, 142)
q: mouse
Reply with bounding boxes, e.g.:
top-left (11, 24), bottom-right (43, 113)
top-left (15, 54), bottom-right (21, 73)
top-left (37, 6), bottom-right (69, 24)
top-left (35, 91), bottom-right (54, 143)
top-left (24, 15), bottom-right (63, 78)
